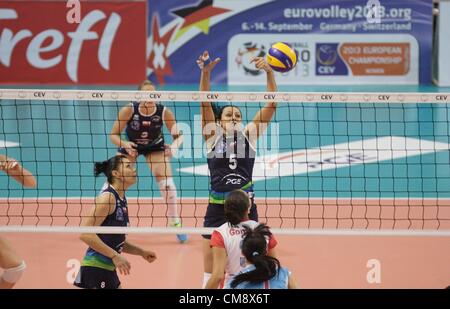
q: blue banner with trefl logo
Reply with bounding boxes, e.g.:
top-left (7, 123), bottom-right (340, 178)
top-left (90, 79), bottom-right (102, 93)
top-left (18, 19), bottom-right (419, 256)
top-left (146, 0), bottom-right (432, 85)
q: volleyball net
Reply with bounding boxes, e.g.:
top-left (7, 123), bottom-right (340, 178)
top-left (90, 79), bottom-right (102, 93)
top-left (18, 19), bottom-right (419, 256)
top-left (0, 89), bottom-right (450, 236)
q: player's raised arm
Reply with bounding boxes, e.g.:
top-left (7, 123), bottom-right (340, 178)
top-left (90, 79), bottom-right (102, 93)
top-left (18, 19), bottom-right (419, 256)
top-left (198, 51), bottom-right (221, 142)
top-left (246, 57), bottom-right (278, 141)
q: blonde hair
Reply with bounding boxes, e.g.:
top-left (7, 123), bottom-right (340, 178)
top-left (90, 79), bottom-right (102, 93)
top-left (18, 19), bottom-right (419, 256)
top-left (138, 80), bottom-right (154, 90)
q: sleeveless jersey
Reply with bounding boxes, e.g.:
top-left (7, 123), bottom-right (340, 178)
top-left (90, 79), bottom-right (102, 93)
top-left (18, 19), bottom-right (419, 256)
top-left (125, 102), bottom-right (164, 146)
top-left (82, 184), bottom-right (129, 271)
top-left (210, 220), bottom-right (277, 286)
top-left (207, 130), bottom-right (256, 203)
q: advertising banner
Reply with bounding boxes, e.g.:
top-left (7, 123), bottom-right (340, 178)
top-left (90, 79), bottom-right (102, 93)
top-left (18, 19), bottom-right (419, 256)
top-left (0, 1), bottom-right (147, 84)
top-left (146, 0), bottom-right (432, 85)
top-left (228, 34), bottom-right (418, 85)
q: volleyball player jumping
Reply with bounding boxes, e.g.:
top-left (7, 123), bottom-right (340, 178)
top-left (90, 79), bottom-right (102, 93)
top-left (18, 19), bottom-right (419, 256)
top-left (197, 51), bottom-right (278, 288)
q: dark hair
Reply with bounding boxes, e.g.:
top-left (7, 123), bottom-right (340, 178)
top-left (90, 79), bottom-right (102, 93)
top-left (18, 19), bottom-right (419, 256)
top-left (94, 155), bottom-right (126, 183)
top-left (211, 103), bottom-right (242, 122)
top-left (224, 190), bottom-right (250, 225)
top-left (230, 224), bottom-right (280, 288)
top-left (138, 79), bottom-right (154, 90)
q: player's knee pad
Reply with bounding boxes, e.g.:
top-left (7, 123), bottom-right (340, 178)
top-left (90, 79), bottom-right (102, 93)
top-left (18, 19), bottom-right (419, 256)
top-left (1, 260), bottom-right (26, 283)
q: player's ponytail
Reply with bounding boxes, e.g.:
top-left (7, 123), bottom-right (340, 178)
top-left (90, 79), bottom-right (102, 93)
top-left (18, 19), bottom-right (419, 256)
top-left (94, 161), bottom-right (108, 177)
top-left (224, 190), bottom-right (250, 226)
top-left (230, 224), bottom-right (280, 288)
top-left (94, 155), bottom-right (126, 183)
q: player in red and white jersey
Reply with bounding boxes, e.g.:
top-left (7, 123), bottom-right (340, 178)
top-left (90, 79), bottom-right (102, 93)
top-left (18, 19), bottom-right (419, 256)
top-left (205, 190), bottom-right (277, 289)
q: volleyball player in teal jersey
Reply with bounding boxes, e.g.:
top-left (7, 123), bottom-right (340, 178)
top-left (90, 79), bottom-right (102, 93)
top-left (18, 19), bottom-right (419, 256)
top-left (0, 155), bottom-right (36, 288)
top-left (197, 51), bottom-right (278, 288)
top-left (110, 80), bottom-right (187, 243)
top-left (74, 155), bottom-right (156, 289)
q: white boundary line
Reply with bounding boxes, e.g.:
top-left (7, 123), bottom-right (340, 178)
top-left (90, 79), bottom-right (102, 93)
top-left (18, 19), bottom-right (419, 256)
top-left (0, 89), bottom-right (449, 103)
top-left (0, 225), bottom-right (448, 237)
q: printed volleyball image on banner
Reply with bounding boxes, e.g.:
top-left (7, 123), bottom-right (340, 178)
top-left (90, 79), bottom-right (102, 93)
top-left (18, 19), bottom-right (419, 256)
top-left (146, 0), bottom-right (431, 85)
top-left (227, 34), bottom-right (418, 85)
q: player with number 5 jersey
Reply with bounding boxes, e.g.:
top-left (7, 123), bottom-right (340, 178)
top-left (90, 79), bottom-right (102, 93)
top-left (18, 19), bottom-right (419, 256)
top-left (197, 51), bottom-right (278, 288)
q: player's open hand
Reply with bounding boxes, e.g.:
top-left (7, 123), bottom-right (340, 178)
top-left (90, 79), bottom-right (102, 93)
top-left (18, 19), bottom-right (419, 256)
top-left (251, 57), bottom-right (272, 73)
top-left (197, 51), bottom-right (221, 72)
top-left (123, 141), bottom-right (138, 158)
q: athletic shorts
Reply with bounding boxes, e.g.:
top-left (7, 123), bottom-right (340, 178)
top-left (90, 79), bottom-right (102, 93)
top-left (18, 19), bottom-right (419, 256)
top-left (202, 202), bottom-right (258, 239)
top-left (73, 266), bottom-right (120, 289)
top-left (118, 139), bottom-right (165, 157)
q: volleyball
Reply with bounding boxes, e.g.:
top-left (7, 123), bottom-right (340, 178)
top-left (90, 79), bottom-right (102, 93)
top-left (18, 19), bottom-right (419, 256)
top-left (266, 42), bottom-right (298, 73)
